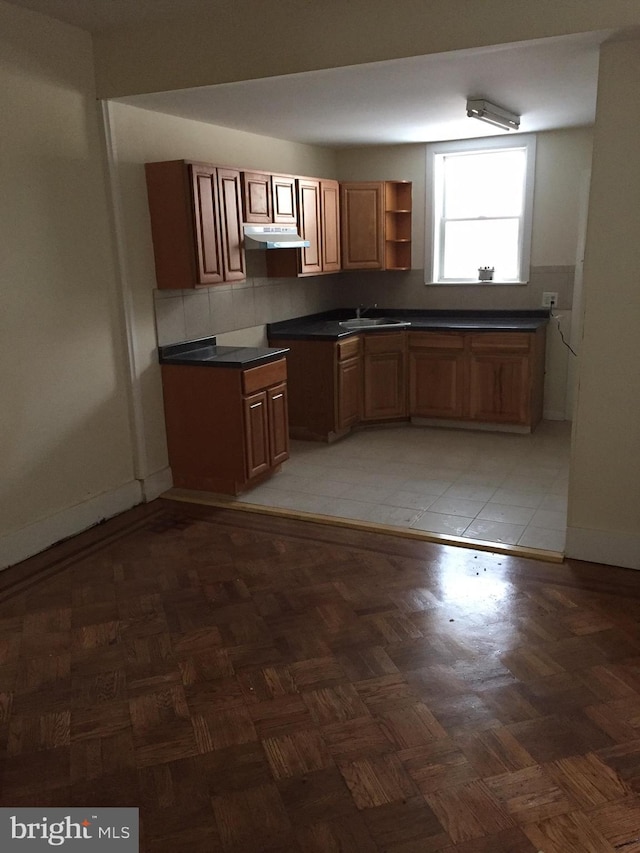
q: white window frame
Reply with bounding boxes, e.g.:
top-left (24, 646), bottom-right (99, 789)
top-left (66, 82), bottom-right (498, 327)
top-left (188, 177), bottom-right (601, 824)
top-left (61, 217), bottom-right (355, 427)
top-left (424, 134), bottom-right (536, 285)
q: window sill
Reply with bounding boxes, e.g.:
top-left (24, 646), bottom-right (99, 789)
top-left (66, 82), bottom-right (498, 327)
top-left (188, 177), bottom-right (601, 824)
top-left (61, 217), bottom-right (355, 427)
top-left (425, 280), bottom-right (529, 286)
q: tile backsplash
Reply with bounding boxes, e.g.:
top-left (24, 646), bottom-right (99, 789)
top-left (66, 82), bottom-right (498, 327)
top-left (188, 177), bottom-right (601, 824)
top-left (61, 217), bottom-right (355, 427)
top-left (153, 274), bottom-right (338, 346)
top-left (154, 264), bottom-right (576, 346)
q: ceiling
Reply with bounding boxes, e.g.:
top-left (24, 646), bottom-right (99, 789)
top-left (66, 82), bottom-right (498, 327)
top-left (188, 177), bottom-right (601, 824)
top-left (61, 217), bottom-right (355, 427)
top-left (115, 33), bottom-right (607, 148)
top-left (7, 0), bottom-right (217, 32)
top-left (8, 0), bottom-right (610, 148)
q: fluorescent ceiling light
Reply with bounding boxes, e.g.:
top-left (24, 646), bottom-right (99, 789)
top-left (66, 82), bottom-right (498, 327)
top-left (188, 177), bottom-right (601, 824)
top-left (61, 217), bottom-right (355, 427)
top-left (466, 98), bottom-right (520, 131)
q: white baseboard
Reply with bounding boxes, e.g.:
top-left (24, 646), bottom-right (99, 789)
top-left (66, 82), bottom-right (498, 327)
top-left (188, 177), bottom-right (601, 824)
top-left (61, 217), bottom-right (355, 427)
top-left (565, 525), bottom-right (640, 571)
top-left (141, 466), bottom-right (173, 501)
top-left (0, 480), bottom-right (142, 571)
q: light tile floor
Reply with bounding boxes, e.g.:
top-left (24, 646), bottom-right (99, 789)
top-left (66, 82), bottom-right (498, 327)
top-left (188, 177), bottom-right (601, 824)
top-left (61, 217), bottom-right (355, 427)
top-left (240, 421), bottom-right (571, 553)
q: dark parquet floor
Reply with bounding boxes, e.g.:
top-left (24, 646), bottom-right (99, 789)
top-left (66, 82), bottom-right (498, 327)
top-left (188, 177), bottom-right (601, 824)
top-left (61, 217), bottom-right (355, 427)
top-left (2, 499), bottom-right (640, 851)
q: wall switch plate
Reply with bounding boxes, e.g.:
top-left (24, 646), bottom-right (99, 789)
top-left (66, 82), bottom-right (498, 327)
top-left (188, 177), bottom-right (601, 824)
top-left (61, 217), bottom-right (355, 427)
top-left (542, 291), bottom-right (558, 308)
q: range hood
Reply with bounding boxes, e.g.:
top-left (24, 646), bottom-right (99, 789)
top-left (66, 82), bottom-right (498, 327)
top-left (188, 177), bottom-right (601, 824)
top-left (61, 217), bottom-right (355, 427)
top-left (243, 224), bottom-right (310, 250)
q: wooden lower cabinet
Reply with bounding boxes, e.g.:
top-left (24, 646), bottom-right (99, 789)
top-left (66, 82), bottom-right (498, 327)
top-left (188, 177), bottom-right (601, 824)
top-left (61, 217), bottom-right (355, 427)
top-left (269, 337), bottom-right (361, 441)
top-left (243, 390), bottom-right (270, 479)
top-left (362, 333), bottom-right (407, 420)
top-left (267, 383), bottom-right (290, 464)
top-left (271, 327), bottom-right (545, 444)
top-left (408, 333), bottom-right (466, 419)
top-left (337, 357), bottom-right (361, 430)
top-left (408, 329), bottom-right (545, 429)
top-left (161, 358), bottom-right (288, 494)
top-left (469, 353), bottom-right (530, 424)
top-left (242, 382), bottom-right (289, 478)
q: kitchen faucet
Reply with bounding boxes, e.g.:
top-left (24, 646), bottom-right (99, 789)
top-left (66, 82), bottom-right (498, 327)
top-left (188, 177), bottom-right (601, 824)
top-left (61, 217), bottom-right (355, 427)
top-left (356, 303), bottom-right (377, 319)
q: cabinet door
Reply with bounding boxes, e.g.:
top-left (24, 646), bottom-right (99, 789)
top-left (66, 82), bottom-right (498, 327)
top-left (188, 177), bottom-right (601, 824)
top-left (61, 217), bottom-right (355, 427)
top-left (409, 333), bottom-right (466, 419)
top-left (340, 182), bottom-right (385, 270)
top-left (217, 168), bottom-right (246, 282)
top-left (469, 354), bottom-right (530, 424)
top-left (268, 382), bottom-right (290, 466)
top-left (190, 164), bottom-right (225, 285)
top-left (241, 171), bottom-right (272, 223)
top-left (272, 176), bottom-right (297, 224)
top-left (298, 179), bottom-right (323, 275)
top-left (243, 391), bottom-right (270, 479)
top-left (363, 333), bottom-right (407, 420)
top-left (336, 356), bottom-right (361, 429)
top-left (321, 180), bottom-right (341, 272)
top-left (409, 351), bottom-right (467, 418)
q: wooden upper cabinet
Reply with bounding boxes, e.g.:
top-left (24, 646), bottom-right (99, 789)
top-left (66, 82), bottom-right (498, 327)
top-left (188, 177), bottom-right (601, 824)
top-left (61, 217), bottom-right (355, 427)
top-left (384, 181), bottom-right (412, 270)
top-left (298, 179), bottom-right (323, 275)
top-left (340, 182), bottom-right (385, 270)
top-left (217, 167), bottom-right (246, 282)
top-left (145, 159), bottom-right (245, 289)
top-left (272, 175), bottom-right (297, 224)
top-left (241, 171), bottom-right (272, 223)
top-left (191, 163), bottom-right (224, 285)
top-left (321, 180), bottom-right (341, 272)
top-left (265, 175), bottom-right (341, 278)
top-left (340, 180), bottom-right (412, 271)
top-left (241, 171), bottom-right (298, 225)
top-left (298, 178), bottom-right (341, 274)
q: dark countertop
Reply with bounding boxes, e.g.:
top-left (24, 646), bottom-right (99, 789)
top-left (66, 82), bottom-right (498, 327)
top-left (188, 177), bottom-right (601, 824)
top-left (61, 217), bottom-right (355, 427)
top-left (267, 309), bottom-right (550, 341)
top-left (158, 337), bottom-right (289, 368)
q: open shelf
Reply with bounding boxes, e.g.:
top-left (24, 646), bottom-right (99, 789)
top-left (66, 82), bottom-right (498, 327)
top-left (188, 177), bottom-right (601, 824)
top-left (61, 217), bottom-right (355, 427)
top-left (384, 181), bottom-right (412, 270)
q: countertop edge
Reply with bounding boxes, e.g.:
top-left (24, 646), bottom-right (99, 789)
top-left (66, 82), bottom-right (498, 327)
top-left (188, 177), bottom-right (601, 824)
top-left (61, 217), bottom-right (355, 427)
top-left (267, 310), bottom-right (550, 341)
top-left (158, 337), bottom-right (290, 368)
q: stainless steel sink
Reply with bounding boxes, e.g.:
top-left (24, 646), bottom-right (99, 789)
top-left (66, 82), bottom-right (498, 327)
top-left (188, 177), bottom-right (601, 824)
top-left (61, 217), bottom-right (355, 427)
top-left (339, 317), bottom-right (411, 330)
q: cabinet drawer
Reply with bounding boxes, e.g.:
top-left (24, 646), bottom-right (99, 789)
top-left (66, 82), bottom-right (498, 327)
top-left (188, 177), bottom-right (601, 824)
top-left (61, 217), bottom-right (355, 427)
top-left (409, 332), bottom-right (465, 350)
top-left (470, 332), bottom-right (530, 352)
top-left (337, 336), bottom-right (361, 361)
top-left (242, 358), bottom-right (287, 394)
top-left (364, 332), bottom-right (406, 354)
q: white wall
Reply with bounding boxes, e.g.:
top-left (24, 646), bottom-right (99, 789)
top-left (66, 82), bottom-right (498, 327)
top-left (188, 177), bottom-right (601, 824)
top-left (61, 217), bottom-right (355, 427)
top-left (531, 129), bottom-right (594, 267)
top-left (0, 1), bottom-right (137, 569)
top-left (336, 128), bottom-right (592, 293)
top-left (566, 37), bottom-right (640, 570)
top-left (107, 102), bottom-right (339, 480)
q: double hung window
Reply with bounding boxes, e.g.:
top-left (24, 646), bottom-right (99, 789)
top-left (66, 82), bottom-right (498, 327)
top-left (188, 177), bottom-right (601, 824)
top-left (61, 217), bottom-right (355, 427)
top-left (426, 135), bottom-right (536, 284)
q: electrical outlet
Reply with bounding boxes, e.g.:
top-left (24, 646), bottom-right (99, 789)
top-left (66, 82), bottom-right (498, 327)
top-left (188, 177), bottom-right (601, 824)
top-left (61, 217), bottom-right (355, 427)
top-left (542, 291), bottom-right (558, 308)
